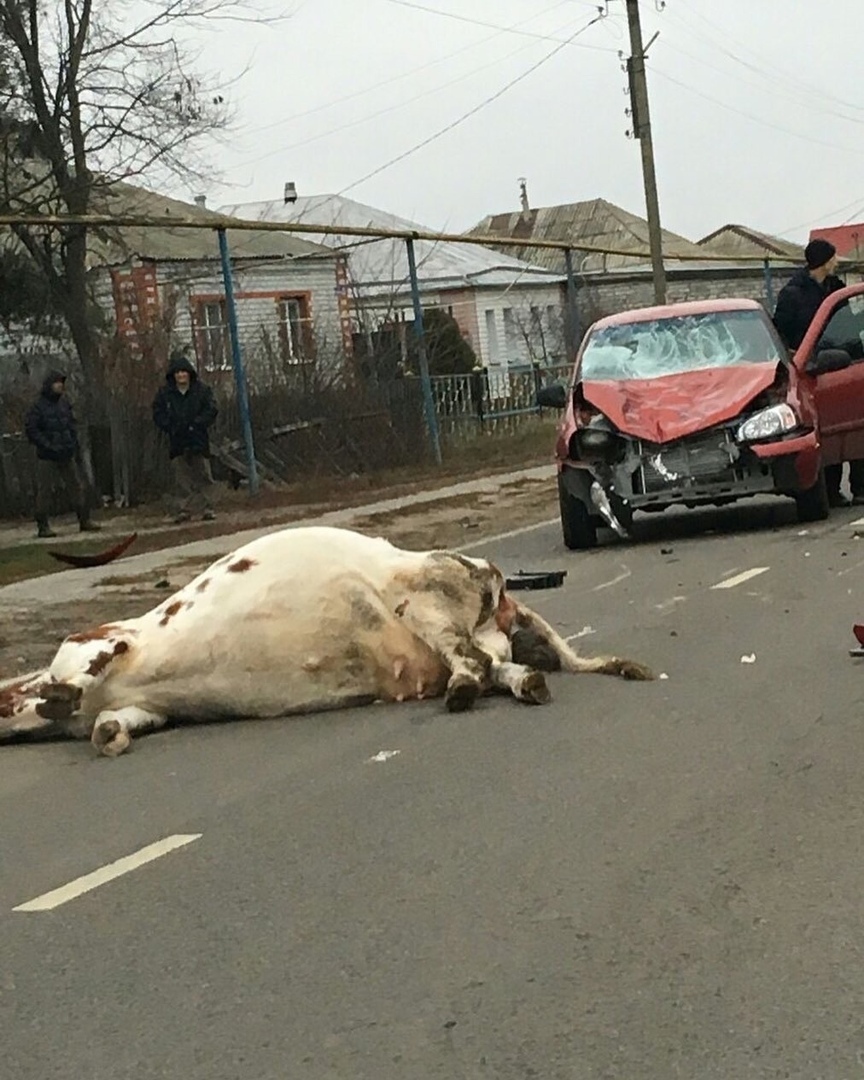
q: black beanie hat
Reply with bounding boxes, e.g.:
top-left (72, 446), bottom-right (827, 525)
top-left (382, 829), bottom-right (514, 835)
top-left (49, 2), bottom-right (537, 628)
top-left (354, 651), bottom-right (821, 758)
top-left (805, 238), bottom-right (836, 270)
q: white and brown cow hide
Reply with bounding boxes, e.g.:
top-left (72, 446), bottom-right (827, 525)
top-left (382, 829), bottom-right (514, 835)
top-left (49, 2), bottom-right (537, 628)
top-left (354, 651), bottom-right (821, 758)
top-left (0, 526), bottom-right (653, 756)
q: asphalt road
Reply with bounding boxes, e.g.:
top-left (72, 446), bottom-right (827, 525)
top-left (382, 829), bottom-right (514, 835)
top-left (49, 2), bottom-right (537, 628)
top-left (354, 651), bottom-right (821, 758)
top-left (4, 496), bottom-right (864, 1079)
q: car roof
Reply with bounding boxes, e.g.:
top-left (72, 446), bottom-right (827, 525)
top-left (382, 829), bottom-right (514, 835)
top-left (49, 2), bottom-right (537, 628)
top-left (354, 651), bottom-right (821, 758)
top-left (591, 297), bottom-right (765, 331)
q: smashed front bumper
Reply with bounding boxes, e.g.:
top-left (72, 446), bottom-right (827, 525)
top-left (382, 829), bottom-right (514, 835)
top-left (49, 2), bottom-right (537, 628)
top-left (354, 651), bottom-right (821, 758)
top-left (562, 423), bottom-right (816, 532)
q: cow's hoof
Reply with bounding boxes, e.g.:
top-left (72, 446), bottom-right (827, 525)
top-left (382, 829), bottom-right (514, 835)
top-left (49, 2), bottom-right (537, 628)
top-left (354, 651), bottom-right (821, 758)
top-left (617, 659), bottom-right (655, 681)
top-left (35, 682), bottom-right (83, 721)
top-left (91, 719), bottom-right (131, 757)
top-left (519, 670), bottom-right (552, 705)
top-left (445, 674), bottom-right (480, 713)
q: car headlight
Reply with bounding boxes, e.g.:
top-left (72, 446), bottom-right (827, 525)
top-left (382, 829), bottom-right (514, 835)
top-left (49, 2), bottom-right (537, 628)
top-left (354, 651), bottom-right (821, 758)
top-left (737, 404), bottom-right (798, 443)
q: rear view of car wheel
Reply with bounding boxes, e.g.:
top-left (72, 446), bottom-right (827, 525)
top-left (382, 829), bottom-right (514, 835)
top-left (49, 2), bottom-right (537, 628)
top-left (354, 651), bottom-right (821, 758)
top-left (558, 475), bottom-right (599, 550)
top-left (795, 466), bottom-right (830, 522)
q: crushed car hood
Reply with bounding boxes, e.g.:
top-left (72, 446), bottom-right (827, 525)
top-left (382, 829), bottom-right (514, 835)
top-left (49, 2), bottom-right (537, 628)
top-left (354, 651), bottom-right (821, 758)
top-left (580, 363), bottom-right (783, 444)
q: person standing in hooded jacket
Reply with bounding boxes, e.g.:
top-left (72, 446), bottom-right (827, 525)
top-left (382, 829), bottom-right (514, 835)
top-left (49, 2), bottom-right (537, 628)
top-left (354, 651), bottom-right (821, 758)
top-left (773, 238), bottom-right (860, 505)
top-left (773, 238), bottom-right (845, 352)
top-left (152, 350), bottom-right (219, 522)
top-left (24, 371), bottom-right (100, 538)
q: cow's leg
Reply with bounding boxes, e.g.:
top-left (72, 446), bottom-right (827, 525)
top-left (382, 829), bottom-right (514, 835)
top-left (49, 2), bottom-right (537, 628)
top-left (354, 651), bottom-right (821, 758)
top-left (504, 599), bottom-right (655, 681)
top-left (439, 631), bottom-right (494, 712)
top-left (396, 621), bottom-right (494, 712)
top-left (489, 662), bottom-right (552, 705)
top-left (91, 706), bottom-right (167, 758)
top-left (472, 624), bottom-right (550, 705)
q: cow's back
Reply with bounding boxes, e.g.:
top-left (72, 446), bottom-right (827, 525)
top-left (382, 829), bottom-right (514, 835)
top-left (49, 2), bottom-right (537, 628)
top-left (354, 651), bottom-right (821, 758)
top-left (99, 527), bottom-right (439, 718)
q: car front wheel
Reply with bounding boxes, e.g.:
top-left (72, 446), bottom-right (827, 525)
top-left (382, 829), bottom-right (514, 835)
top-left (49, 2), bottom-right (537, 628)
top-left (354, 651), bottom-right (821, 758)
top-left (558, 475), bottom-right (599, 550)
top-left (795, 465), bottom-right (830, 522)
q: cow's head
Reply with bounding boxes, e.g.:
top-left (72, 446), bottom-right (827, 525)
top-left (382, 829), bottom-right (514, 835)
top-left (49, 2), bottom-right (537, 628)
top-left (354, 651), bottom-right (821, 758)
top-left (0, 671), bottom-right (91, 742)
top-left (495, 593), bottom-right (565, 673)
top-left (36, 625), bottom-right (137, 725)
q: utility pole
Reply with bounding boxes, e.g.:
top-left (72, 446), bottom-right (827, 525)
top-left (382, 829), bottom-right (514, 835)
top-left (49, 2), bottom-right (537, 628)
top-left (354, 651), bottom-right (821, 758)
top-left (625, 0), bottom-right (667, 305)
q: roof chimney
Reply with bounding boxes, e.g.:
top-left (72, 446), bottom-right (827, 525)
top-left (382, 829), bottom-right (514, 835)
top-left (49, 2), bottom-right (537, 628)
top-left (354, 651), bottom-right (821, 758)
top-left (193, 194), bottom-right (206, 208)
top-left (518, 177), bottom-right (529, 214)
top-left (284, 181), bottom-right (298, 205)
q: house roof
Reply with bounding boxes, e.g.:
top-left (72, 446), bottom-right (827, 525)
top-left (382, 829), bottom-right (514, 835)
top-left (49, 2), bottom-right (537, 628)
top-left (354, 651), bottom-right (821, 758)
top-left (697, 223), bottom-right (803, 261)
top-left (809, 222), bottom-right (864, 260)
top-left (87, 183), bottom-right (333, 265)
top-left (468, 197), bottom-right (712, 273)
top-left (218, 193), bottom-right (565, 297)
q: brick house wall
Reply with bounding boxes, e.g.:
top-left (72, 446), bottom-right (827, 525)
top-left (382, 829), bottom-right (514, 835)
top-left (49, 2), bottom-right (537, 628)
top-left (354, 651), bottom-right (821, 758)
top-left (575, 266), bottom-right (799, 325)
top-left (575, 262), bottom-right (864, 327)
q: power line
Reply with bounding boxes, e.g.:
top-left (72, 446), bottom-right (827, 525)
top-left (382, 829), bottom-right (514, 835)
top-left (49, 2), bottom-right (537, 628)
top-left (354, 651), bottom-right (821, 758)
top-left (666, 5), bottom-right (864, 120)
top-left (654, 29), bottom-right (864, 130)
top-left (241, 0), bottom-right (577, 138)
top-left (232, 7), bottom-right (588, 170)
top-left (650, 67), bottom-right (864, 160)
top-left (773, 196), bottom-right (864, 239)
top-left (381, 0), bottom-right (613, 49)
top-left (334, 9), bottom-right (609, 200)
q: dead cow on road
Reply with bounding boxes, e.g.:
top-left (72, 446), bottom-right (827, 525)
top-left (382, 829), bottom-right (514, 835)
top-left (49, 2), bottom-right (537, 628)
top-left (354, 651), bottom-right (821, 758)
top-left (0, 526), bottom-right (653, 756)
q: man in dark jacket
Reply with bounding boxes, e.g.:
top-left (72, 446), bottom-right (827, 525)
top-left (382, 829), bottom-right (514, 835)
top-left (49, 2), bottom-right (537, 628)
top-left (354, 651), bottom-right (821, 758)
top-left (152, 350), bottom-right (219, 522)
top-left (773, 238), bottom-right (857, 505)
top-left (773, 238), bottom-right (845, 351)
top-left (24, 371), bottom-right (100, 538)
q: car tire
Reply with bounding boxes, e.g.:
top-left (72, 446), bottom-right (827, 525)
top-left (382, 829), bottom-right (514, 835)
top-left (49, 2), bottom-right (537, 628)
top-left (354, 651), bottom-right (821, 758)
top-left (795, 466), bottom-right (830, 522)
top-left (558, 475), bottom-right (599, 550)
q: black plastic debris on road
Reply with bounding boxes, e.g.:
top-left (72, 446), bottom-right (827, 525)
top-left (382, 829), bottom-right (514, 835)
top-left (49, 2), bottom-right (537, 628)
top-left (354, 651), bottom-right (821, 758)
top-left (505, 570), bottom-right (567, 591)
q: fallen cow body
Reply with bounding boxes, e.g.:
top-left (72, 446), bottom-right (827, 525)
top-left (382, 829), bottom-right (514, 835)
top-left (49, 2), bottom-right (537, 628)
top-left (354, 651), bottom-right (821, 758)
top-left (0, 526), bottom-right (653, 756)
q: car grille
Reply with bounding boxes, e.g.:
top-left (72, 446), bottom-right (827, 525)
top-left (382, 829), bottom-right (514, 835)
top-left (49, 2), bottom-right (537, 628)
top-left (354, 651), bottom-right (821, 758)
top-left (639, 429), bottom-right (738, 492)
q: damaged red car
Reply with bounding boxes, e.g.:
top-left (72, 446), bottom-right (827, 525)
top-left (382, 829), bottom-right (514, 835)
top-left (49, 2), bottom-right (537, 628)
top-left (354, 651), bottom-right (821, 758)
top-left (538, 288), bottom-right (864, 549)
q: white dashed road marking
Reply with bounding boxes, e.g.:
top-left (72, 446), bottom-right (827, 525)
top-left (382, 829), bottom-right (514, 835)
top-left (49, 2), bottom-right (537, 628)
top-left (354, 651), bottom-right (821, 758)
top-left (13, 834), bottom-right (202, 912)
top-left (458, 518), bottom-right (559, 552)
top-left (711, 567), bottom-right (770, 590)
top-left (592, 565), bottom-right (632, 592)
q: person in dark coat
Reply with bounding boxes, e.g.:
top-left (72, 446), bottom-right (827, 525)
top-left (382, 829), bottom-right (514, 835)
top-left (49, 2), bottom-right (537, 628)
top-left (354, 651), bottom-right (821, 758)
top-left (152, 350), bottom-right (219, 522)
top-left (773, 238), bottom-right (845, 352)
top-left (773, 238), bottom-right (858, 505)
top-left (24, 371), bottom-right (100, 538)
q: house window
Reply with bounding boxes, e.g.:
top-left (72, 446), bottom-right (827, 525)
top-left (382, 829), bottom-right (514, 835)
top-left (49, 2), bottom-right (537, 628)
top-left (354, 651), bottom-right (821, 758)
top-left (484, 309), bottom-right (499, 364)
top-left (194, 299), bottom-right (230, 371)
top-left (277, 296), bottom-right (311, 364)
top-left (502, 307), bottom-right (518, 362)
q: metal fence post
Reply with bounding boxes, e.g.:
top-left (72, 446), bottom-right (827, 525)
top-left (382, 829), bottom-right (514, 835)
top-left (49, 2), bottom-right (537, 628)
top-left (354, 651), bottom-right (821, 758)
top-left (405, 236), bottom-right (443, 466)
top-left (564, 248), bottom-right (581, 362)
top-left (217, 227), bottom-right (259, 495)
top-left (763, 257), bottom-right (775, 311)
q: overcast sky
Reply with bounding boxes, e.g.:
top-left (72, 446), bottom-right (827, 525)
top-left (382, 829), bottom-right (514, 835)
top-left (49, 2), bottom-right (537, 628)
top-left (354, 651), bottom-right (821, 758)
top-left (178, 0), bottom-right (864, 244)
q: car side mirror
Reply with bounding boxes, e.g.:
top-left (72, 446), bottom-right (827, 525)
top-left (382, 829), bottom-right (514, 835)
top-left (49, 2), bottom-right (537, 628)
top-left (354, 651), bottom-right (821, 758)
top-left (536, 383), bottom-right (568, 409)
top-left (805, 347), bottom-right (853, 376)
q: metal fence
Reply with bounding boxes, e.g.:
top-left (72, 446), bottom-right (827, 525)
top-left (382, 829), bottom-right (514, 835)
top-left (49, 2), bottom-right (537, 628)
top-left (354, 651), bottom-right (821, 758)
top-left (0, 360), bottom-right (568, 519)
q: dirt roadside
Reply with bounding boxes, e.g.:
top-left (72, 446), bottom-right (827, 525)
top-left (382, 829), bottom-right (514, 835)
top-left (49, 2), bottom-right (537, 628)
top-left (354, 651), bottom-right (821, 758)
top-left (0, 468), bottom-right (561, 680)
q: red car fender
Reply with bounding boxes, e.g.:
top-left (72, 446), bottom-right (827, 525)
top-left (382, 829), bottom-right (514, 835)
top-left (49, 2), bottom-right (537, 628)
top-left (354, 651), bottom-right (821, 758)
top-left (750, 432), bottom-right (821, 489)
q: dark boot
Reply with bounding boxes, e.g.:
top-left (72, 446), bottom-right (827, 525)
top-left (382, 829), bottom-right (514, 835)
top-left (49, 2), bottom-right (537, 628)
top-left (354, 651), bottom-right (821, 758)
top-left (36, 519), bottom-right (57, 539)
top-left (79, 520), bottom-right (102, 532)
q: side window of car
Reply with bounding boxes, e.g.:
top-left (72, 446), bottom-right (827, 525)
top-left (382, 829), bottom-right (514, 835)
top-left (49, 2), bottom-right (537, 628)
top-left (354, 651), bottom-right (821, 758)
top-left (818, 297), bottom-right (864, 361)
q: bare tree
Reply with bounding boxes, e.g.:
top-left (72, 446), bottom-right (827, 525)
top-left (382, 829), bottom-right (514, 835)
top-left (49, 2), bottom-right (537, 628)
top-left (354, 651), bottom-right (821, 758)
top-left (0, 0), bottom-right (279, 473)
top-left (507, 299), bottom-right (566, 367)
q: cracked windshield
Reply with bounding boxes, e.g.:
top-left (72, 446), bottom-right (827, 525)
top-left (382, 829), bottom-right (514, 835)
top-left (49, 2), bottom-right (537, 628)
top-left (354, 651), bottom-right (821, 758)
top-left (580, 310), bottom-right (784, 381)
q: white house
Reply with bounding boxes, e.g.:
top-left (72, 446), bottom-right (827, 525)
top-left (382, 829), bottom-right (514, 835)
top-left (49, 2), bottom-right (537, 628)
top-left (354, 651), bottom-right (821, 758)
top-left (88, 183), bottom-right (351, 382)
top-left (219, 190), bottom-right (569, 373)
